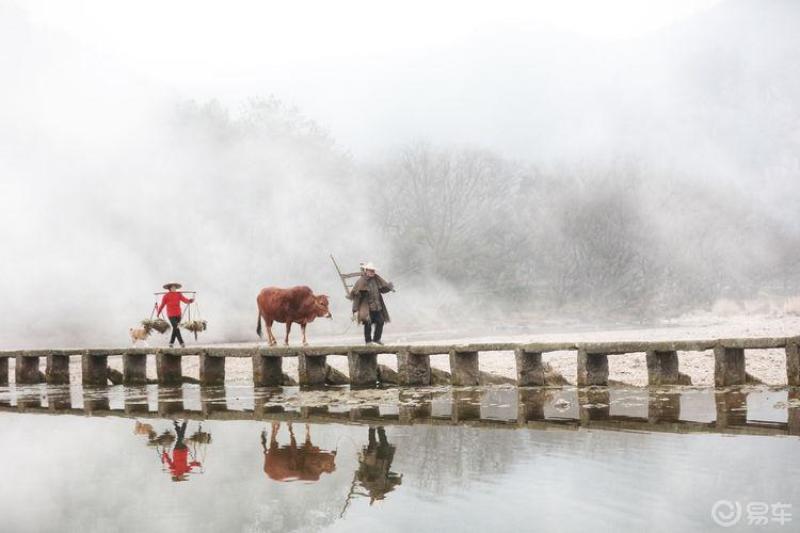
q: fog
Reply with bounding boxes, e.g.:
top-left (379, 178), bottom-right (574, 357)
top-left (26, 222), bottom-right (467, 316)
top-left (1, 0), bottom-right (799, 348)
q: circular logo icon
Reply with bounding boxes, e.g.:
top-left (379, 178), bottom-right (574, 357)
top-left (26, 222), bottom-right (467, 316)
top-left (712, 500), bottom-right (742, 527)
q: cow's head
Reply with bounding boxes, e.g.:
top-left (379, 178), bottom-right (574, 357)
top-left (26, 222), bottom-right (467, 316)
top-left (314, 294), bottom-right (332, 318)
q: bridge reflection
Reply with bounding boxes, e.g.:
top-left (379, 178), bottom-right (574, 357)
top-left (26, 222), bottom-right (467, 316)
top-left (1, 384), bottom-right (799, 437)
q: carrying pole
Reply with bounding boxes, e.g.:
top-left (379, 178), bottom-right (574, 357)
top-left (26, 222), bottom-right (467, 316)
top-left (154, 291), bottom-right (197, 295)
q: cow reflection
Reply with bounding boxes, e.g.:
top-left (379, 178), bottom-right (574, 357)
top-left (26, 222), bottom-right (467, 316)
top-left (134, 420), bottom-right (211, 482)
top-left (261, 422), bottom-right (337, 482)
top-left (356, 426), bottom-right (402, 504)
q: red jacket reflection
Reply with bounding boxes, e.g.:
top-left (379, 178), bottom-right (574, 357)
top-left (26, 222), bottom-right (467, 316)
top-left (162, 448), bottom-right (201, 480)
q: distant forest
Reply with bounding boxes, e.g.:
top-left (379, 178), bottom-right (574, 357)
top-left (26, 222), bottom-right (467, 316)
top-left (174, 99), bottom-right (800, 321)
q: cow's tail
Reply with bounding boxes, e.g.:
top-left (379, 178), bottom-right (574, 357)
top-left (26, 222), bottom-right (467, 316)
top-left (256, 309), bottom-right (263, 339)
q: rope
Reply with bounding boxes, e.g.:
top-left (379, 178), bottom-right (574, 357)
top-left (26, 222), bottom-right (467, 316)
top-left (180, 297), bottom-right (203, 322)
top-left (179, 296), bottom-right (205, 341)
top-left (338, 321), bottom-right (355, 336)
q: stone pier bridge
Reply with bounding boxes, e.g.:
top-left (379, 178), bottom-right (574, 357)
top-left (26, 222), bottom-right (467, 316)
top-left (0, 336), bottom-right (798, 388)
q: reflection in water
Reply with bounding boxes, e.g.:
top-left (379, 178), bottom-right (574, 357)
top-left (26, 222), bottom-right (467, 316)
top-left (262, 422), bottom-right (337, 482)
top-left (577, 388), bottom-right (610, 422)
top-left (162, 421), bottom-right (202, 482)
top-left (134, 420), bottom-right (175, 447)
top-left (341, 426), bottom-right (403, 517)
top-left (1, 384), bottom-right (800, 532)
top-left (83, 388), bottom-right (110, 414)
top-left (648, 391), bottom-right (681, 422)
top-left (134, 420), bottom-right (211, 482)
top-left (355, 427), bottom-right (402, 504)
top-left (2, 382), bottom-right (800, 440)
top-left (3, 384), bottom-right (800, 436)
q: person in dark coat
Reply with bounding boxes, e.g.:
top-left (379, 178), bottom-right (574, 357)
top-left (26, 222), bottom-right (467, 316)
top-left (356, 426), bottom-right (402, 504)
top-left (350, 263), bottom-right (393, 345)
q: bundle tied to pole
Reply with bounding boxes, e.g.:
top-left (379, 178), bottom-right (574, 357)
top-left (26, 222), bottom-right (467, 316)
top-left (181, 298), bottom-right (207, 340)
top-left (142, 302), bottom-right (170, 334)
top-left (142, 318), bottom-right (170, 334)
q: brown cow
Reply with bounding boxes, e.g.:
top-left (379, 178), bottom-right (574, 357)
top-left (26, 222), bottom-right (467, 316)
top-left (256, 286), bottom-right (332, 346)
top-left (261, 422), bottom-right (336, 482)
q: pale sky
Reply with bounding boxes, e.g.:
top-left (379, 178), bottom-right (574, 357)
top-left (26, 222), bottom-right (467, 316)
top-left (15, 0), bottom-right (725, 155)
top-left (22, 0), bottom-right (722, 87)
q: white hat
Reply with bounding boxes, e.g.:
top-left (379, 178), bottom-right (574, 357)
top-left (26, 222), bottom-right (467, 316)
top-left (363, 262), bottom-right (377, 271)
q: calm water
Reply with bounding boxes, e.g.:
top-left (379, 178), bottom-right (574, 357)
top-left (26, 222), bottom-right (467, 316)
top-left (0, 384), bottom-right (798, 532)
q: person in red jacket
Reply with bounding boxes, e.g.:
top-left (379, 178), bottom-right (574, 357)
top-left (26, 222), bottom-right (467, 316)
top-left (157, 282), bottom-right (194, 348)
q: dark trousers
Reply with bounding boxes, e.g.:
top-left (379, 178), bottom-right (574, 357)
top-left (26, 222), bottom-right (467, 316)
top-left (173, 420), bottom-right (188, 449)
top-left (364, 310), bottom-right (384, 343)
top-left (169, 316), bottom-right (184, 346)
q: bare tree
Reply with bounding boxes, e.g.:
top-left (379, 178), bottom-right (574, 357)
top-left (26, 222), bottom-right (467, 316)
top-left (374, 143), bottom-right (518, 287)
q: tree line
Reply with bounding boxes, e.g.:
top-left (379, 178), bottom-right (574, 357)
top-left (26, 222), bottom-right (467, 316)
top-left (172, 99), bottom-right (800, 325)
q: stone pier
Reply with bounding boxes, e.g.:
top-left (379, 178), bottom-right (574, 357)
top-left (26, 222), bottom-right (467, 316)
top-left (81, 354), bottom-right (108, 387)
top-left (45, 354), bottom-right (70, 385)
top-left (347, 351), bottom-right (378, 387)
top-left (449, 349), bottom-right (479, 386)
top-left (515, 348), bottom-right (545, 386)
top-left (157, 354), bottom-right (182, 386)
top-left (0, 357), bottom-right (9, 385)
top-left (199, 354), bottom-right (225, 386)
top-left (714, 345), bottom-right (746, 387)
top-left (646, 350), bottom-right (681, 385)
top-left (298, 354), bottom-right (327, 386)
top-left (397, 350), bottom-right (431, 386)
top-left (786, 340), bottom-right (800, 387)
top-left (577, 350), bottom-right (609, 387)
top-left (253, 354), bottom-right (283, 387)
top-left (123, 354), bottom-right (148, 385)
top-left (16, 356), bottom-right (41, 384)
